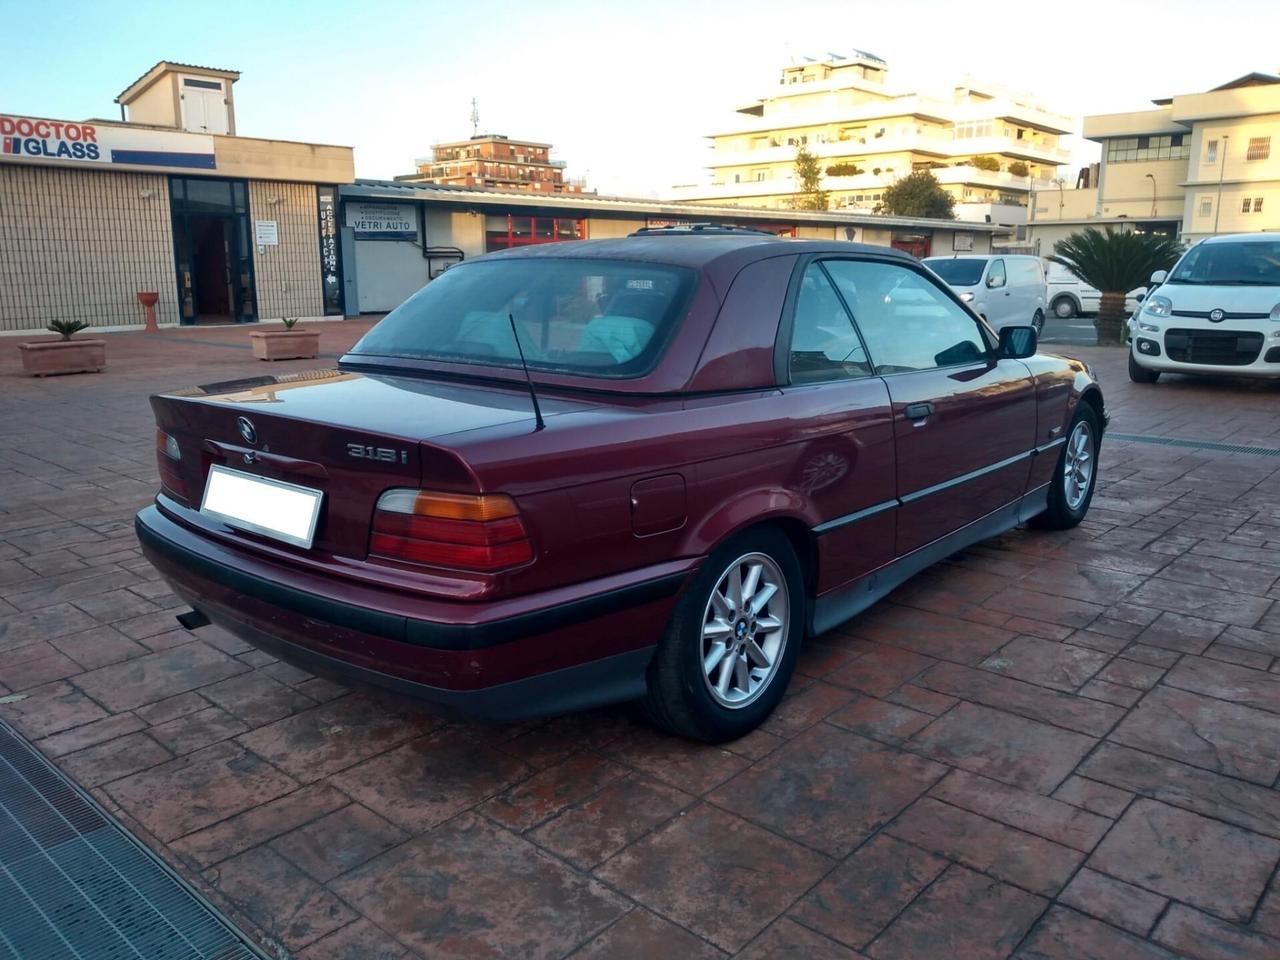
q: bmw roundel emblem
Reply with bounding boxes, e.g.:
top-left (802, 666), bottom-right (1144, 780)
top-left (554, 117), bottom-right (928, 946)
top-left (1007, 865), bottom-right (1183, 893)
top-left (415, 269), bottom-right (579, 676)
top-left (237, 416), bottom-right (258, 445)
top-left (1209, 308), bottom-right (1225, 323)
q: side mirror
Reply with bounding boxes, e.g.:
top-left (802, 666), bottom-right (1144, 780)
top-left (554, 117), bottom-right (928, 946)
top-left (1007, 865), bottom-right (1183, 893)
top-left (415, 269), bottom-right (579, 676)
top-left (1150, 269), bottom-right (1168, 284)
top-left (998, 325), bottom-right (1037, 359)
top-left (1135, 292), bottom-right (1146, 303)
top-left (986, 275), bottom-right (1004, 289)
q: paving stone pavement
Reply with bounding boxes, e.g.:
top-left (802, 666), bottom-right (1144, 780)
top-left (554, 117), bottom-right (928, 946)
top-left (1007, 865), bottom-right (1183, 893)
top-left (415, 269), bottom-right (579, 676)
top-left (4, 323), bottom-right (1280, 958)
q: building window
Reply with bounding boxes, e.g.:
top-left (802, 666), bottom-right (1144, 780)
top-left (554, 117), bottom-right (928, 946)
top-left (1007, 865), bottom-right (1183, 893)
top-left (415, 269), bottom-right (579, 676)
top-left (1242, 197), bottom-right (1254, 213)
top-left (1106, 134), bottom-right (1189, 163)
top-left (1206, 139), bottom-right (1218, 164)
top-left (1246, 137), bottom-right (1271, 161)
top-left (1199, 197), bottom-right (1213, 218)
top-left (1256, 197), bottom-right (1265, 213)
top-left (484, 215), bottom-right (585, 252)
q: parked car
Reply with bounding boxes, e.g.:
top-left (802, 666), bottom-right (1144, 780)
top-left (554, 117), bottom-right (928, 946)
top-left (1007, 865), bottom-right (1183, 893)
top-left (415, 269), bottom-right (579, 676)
top-left (136, 234), bottom-right (1105, 741)
top-left (1129, 233), bottom-right (1280, 382)
top-left (923, 254), bottom-right (1047, 333)
top-left (1044, 261), bottom-right (1145, 319)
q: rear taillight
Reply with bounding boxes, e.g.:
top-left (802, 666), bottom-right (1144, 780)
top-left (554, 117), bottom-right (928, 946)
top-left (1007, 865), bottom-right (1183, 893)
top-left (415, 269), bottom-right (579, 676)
top-left (155, 430), bottom-right (187, 500)
top-left (370, 490), bottom-right (533, 572)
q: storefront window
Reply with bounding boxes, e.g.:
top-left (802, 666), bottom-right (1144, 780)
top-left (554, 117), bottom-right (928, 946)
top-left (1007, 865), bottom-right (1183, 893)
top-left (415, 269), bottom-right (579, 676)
top-left (485, 215), bottom-right (586, 252)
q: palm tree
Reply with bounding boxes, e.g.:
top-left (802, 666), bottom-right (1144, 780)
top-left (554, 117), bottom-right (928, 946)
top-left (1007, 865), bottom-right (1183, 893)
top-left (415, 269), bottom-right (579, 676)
top-left (1050, 228), bottom-right (1183, 345)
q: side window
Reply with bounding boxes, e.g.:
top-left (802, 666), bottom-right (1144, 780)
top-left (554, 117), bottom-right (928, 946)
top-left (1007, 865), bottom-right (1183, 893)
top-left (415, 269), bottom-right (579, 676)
top-left (787, 263), bottom-right (870, 383)
top-left (822, 260), bottom-right (989, 374)
top-left (987, 259), bottom-right (1007, 288)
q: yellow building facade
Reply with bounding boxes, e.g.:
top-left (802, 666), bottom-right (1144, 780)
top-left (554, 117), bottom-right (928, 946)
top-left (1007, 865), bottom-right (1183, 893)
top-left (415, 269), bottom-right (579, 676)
top-left (671, 51), bottom-right (1073, 230)
top-left (1027, 72), bottom-right (1280, 250)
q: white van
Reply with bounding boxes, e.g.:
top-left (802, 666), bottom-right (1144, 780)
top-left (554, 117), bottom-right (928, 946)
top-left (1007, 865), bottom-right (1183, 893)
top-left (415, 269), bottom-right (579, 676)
top-left (1044, 261), bottom-right (1144, 319)
top-left (1129, 233), bottom-right (1280, 382)
top-left (923, 255), bottom-right (1046, 332)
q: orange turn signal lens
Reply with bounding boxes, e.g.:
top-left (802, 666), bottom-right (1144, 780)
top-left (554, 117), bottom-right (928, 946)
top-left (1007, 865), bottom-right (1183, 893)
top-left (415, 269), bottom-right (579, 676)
top-left (375, 489), bottom-right (518, 522)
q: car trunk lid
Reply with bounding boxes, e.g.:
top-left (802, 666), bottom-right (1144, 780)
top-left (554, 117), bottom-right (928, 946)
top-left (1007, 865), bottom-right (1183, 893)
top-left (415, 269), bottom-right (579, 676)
top-left (150, 369), bottom-right (555, 560)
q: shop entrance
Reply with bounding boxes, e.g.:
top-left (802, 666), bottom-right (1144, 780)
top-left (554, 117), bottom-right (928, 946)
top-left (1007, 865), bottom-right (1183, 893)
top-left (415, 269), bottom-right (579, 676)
top-left (170, 177), bottom-right (256, 324)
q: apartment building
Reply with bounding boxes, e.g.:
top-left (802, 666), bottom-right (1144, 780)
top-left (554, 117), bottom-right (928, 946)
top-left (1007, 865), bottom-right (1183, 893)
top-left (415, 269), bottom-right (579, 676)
top-left (670, 50), bottom-right (1074, 229)
top-left (1027, 72), bottom-right (1280, 250)
top-left (399, 135), bottom-right (582, 194)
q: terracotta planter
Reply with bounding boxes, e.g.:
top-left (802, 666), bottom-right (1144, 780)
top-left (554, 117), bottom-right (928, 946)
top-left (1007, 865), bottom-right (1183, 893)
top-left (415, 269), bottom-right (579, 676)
top-left (18, 339), bottom-right (107, 377)
top-left (250, 329), bottom-right (320, 361)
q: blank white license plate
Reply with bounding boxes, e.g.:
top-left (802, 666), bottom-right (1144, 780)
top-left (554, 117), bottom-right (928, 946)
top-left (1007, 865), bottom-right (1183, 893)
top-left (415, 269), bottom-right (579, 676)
top-left (200, 465), bottom-right (323, 549)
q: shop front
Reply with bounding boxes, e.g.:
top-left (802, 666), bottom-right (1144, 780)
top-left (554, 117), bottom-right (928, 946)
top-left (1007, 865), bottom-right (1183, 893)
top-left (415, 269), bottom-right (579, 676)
top-left (0, 62), bottom-right (354, 335)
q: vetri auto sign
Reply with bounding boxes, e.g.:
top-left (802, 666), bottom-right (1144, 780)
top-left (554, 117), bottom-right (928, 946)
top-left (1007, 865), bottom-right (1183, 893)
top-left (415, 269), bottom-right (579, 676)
top-left (346, 202), bottom-right (416, 240)
top-left (0, 115), bottom-right (216, 170)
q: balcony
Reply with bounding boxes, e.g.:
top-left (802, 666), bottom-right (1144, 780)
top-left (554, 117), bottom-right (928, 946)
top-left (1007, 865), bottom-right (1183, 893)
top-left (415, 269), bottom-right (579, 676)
top-left (670, 164), bottom-right (1053, 206)
top-left (710, 134), bottom-right (1071, 171)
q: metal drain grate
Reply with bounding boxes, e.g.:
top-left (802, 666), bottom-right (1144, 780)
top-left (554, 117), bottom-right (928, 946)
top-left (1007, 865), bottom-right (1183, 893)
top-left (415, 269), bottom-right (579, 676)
top-left (0, 720), bottom-right (264, 960)
top-left (1108, 432), bottom-right (1280, 458)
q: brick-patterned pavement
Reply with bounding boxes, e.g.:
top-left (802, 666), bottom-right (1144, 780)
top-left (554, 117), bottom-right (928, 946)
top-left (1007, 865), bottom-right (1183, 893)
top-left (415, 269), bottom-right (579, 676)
top-left (4, 323), bottom-right (1280, 959)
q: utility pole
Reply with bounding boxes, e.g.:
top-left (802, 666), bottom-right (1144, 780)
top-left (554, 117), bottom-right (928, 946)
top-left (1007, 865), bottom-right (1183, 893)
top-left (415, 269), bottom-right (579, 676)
top-left (1213, 134), bottom-right (1229, 234)
top-left (1145, 173), bottom-right (1157, 218)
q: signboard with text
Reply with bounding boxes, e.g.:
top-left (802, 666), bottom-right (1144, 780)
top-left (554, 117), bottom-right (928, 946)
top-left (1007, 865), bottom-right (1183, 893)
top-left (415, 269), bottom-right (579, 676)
top-left (317, 187), bottom-right (343, 315)
top-left (345, 202), bottom-right (416, 240)
top-left (0, 115), bottom-right (215, 171)
top-left (254, 220), bottom-right (279, 246)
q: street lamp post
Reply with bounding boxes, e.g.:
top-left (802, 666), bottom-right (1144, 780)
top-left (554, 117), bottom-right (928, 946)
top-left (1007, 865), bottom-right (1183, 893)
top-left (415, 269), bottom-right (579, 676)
top-left (1145, 173), bottom-right (1157, 218)
top-left (1213, 134), bottom-right (1230, 234)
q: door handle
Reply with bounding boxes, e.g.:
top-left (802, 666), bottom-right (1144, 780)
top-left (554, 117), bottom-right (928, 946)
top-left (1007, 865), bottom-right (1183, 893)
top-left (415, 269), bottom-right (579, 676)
top-left (904, 402), bottom-right (934, 421)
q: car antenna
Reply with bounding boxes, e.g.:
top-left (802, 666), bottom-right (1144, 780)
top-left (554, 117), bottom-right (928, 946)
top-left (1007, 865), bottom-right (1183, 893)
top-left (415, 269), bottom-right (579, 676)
top-left (508, 313), bottom-right (545, 431)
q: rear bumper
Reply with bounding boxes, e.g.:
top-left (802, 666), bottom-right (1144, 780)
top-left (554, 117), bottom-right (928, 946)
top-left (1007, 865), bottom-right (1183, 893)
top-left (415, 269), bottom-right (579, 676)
top-left (135, 505), bottom-right (687, 720)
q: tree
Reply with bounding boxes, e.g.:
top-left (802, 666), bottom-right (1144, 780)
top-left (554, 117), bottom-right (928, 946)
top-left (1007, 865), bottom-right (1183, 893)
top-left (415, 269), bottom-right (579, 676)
top-left (1051, 228), bottom-right (1183, 346)
top-left (876, 171), bottom-right (955, 219)
top-left (790, 146), bottom-right (829, 210)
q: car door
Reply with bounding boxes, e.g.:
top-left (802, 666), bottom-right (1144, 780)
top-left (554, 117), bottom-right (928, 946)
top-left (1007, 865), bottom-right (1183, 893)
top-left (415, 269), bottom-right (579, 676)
top-left (779, 261), bottom-right (897, 592)
top-left (982, 257), bottom-right (1012, 327)
top-left (822, 257), bottom-right (1038, 557)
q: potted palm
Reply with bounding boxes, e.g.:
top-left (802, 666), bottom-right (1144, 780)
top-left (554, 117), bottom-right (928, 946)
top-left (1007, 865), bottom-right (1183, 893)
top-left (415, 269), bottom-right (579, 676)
top-left (1050, 228), bottom-right (1183, 346)
top-left (18, 319), bottom-right (107, 377)
top-left (250, 317), bottom-right (320, 361)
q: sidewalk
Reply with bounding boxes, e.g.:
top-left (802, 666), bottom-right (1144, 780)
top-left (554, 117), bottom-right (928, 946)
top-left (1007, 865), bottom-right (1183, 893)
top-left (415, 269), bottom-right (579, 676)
top-left (3, 328), bottom-right (1280, 958)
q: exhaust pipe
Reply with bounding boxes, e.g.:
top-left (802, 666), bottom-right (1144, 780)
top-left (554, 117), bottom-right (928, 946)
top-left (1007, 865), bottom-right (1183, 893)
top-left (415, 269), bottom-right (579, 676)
top-left (176, 609), bottom-right (211, 630)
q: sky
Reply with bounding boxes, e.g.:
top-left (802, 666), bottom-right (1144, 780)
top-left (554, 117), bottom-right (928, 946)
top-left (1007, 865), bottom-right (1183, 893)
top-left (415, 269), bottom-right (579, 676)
top-left (4, 0), bottom-right (1278, 197)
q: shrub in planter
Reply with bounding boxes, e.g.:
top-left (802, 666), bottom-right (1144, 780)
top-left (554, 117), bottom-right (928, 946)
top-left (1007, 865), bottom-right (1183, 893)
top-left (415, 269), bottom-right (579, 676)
top-left (1007, 160), bottom-right (1030, 178)
top-left (250, 317), bottom-right (320, 361)
top-left (970, 155), bottom-right (1002, 172)
top-left (18, 319), bottom-right (107, 377)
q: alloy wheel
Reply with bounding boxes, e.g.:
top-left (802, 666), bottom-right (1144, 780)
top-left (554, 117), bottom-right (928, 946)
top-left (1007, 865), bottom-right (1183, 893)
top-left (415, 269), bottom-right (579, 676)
top-left (700, 552), bottom-right (790, 709)
top-left (1063, 420), bottom-right (1095, 510)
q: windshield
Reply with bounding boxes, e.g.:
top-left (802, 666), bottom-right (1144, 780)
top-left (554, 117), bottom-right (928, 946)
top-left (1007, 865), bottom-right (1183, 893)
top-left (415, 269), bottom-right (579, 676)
top-left (1168, 241), bottom-right (1280, 286)
top-left (349, 258), bottom-right (698, 378)
top-left (924, 258), bottom-right (987, 287)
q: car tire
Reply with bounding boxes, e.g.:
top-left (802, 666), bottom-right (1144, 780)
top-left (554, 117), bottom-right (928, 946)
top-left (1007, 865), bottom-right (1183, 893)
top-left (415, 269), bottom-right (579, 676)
top-left (1032, 309), bottom-right (1045, 334)
top-left (1052, 297), bottom-right (1076, 319)
top-left (1128, 351), bottom-right (1160, 383)
top-left (642, 528), bottom-right (805, 743)
top-left (1031, 403), bottom-right (1101, 530)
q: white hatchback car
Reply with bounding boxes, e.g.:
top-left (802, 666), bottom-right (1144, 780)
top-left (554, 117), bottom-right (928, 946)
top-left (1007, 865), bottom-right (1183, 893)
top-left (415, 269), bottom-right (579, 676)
top-left (923, 255), bottom-right (1046, 332)
top-left (1129, 233), bottom-right (1280, 382)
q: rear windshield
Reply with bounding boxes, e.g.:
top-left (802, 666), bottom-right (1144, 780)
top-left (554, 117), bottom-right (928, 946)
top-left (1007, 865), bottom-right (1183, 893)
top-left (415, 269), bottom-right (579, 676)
top-left (924, 258), bottom-right (986, 286)
top-left (349, 258), bottom-right (697, 378)
top-left (1168, 241), bottom-right (1280, 286)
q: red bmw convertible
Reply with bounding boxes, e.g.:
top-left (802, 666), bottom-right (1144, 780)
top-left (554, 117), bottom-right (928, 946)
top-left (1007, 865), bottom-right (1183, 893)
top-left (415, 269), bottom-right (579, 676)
top-left (136, 230), bottom-right (1104, 741)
